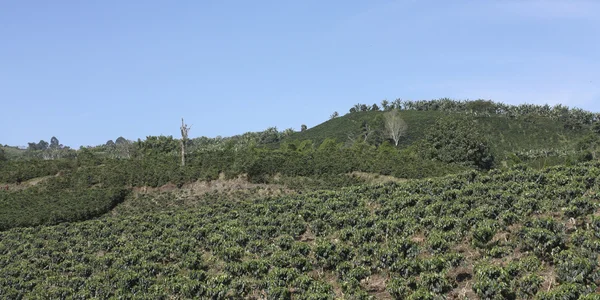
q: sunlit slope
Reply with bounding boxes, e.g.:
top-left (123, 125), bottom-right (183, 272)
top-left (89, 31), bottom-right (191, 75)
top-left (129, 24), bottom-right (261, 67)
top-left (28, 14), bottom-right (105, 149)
top-left (290, 111), bottom-right (590, 158)
top-left (1, 162), bottom-right (599, 298)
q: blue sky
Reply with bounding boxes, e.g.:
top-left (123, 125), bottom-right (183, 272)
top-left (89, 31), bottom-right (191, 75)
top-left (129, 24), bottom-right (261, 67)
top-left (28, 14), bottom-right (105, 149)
top-left (1, 0), bottom-right (599, 148)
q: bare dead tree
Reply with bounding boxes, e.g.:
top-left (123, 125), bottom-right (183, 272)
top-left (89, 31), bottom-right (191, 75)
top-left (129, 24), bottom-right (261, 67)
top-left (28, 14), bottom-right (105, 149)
top-left (180, 118), bottom-right (191, 167)
top-left (362, 122), bottom-right (374, 143)
top-left (384, 110), bottom-right (408, 146)
top-left (346, 125), bottom-right (373, 144)
top-left (347, 132), bottom-right (357, 144)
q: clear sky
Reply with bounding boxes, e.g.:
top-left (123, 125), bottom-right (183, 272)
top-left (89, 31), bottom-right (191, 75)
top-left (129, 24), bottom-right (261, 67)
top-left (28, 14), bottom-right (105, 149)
top-left (1, 0), bottom-right (599, 148)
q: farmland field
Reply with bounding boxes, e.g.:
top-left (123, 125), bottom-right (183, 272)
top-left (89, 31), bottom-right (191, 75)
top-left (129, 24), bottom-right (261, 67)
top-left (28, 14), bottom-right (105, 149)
top-left (1, 162), bottom-right (599, 299)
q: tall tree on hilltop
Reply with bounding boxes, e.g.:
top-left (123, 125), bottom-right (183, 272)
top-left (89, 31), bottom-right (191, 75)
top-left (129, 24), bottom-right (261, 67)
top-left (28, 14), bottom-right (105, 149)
top-left (115, 137), bottom-right (127, 145)
top-left (180, 118), bottom-right (191, 167)
top-left (381, 99), bottom-right (390, 111)
top-left (114, 137), bottom-right (132, 159)
top-left (47, 137), bottom-right (62, 160)
top-left (37, 140), bottom-right (49, 151)
top-left (50, 137), bottom-right (60, 149)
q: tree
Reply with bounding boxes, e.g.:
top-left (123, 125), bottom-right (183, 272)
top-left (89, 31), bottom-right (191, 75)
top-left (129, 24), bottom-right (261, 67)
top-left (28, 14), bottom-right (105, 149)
top-left (381, 100), bottom-right (390, 111)
top-left (27, 143), bottom-right (38, 151)
top-left (37, 140), bottom-right (49, 150)
top-left (384, 110), bottom-right (408, 146)
top-left (115, 137), bottom-right (128, 145)
top-left (346, 119), bottom-right (382, 145)
top-left (180, 118), bottom-right (191, 167)
top-left (360, 120), bottom-right (374, 143)
top-left (421, 117), bottom-right (494, 170)
top-left (42, 136), bottom-right (63, 160)
top-left (0, 148), bottom-right (6, 162)
top-left (259, 127), bottom-right (280, 144)
top-left (105, 140), bottom-right (115, 147)
top-left (136, 136), bottom-right (178, 157)
top-left (114, 137), bottom-right (132, 159)
top-left (301, 124), bottom-right (308, 132)
top-left (392, 98), bottom-right (403, 110)
top-left (371, 104), bottom-right (380, 111)
top-left (50, 137), bottom-right (60, 149)
top-left (330, 111), bottom-right (339, 119)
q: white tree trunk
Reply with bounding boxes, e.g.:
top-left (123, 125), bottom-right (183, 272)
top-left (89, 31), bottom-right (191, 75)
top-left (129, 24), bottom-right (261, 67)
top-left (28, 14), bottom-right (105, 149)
top-left (384, 110), bottom-right (408, 146)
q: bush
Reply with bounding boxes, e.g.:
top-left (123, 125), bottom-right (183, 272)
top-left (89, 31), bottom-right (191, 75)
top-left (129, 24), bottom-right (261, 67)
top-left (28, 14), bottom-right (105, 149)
top-left (472, 263), bottom-right (515, 299)
top-left (420, 117), bottom-right (494, 170)
top-left (554, 249), bottom-right (599, 285)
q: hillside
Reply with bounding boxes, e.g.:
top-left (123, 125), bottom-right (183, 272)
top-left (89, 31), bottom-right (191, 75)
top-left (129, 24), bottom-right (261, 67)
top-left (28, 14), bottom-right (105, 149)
top-left (1, 162), bottom-right (599, 298)
top-left (289, 110), bottom-right (591, 161)
top-left (2, 99), bottom-right (600, 298)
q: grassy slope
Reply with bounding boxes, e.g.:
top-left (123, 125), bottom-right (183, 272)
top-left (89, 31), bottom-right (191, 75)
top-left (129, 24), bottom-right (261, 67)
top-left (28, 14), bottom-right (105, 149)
top-left (288, 111), bottom-right (590, 159)
top-left (2, 111), bottom-right (589, 162)
top-left (288, 111), bottom-right (441, 147)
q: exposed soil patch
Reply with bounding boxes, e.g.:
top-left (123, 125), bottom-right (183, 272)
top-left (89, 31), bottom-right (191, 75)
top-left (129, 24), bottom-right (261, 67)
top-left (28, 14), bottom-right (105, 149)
top-left (348, 172), bottom-right (408, 185)
top-left (298, 228), bottom-right (315, 243)
top-left (491, 231), bottom-right (509, 244)
top-left (115, 175), bottom-right (296, 216)
top-left (362, 273), bottom-right (393, 299)
top-left (158, 182), bottom-right (178, 192)
top-left (132, 175), bottom-right (293, 198)
top-left (411, 232), bottom-right (426, 244)
top-left (0, 174), bottom-right (55, 191)
top-left (539, 265), bottom-right (557, 293)
top-left (456, 272), bottom-right (472, 283)
top-left (447, 266), bottom-right (476, 299)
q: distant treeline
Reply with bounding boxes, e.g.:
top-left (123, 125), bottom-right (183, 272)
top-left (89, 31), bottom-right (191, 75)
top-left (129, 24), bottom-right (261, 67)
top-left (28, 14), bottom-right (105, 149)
top-left (348, 99), bottom-right (600, 129)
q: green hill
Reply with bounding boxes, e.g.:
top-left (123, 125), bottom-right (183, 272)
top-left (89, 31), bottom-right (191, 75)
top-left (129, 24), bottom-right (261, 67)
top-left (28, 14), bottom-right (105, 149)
top-left (1, 99), bottom-right (600, 298)
top-left (290, 110), bottom-right (592, 163)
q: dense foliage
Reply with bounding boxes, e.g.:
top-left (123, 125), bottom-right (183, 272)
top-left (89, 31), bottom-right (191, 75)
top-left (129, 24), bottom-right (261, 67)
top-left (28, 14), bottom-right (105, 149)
top-left (348, 99), bottom-right (599, 128)
top-left (0, 159), bottom-right (77, 183)
top-left (420, 117), bottom-right (494, 170)
top-left (2, 99), bottom-right (600, 298)
top-left (1, 140), bottom-right (465, 189)
top-left (1, 162), bottom-right (599, 298)
top-left (292, 110), bottom-right (592, 165)
top-left (0, 186), bottom-right (126, 231)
